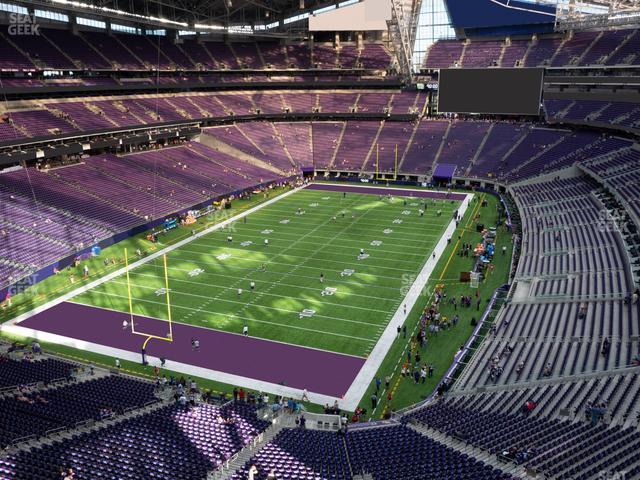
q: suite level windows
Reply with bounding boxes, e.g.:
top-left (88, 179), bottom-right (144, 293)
top-left (34, 9), bottom-right (68, 22)
top-left (283, 12), bottom-right (309, 25)
top-left (0, 2), bottom-right (27, 14)
top-left (76, 17), bottom-right (106, 29)
top-left (112, 23), bottom-right (140, 34)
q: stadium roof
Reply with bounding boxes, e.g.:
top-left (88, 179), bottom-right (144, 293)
top-left (106, 0), bottom-right (302, 24)
top-left (553, 0), bottom-right (640, 30)
top-left (520, 0), bottom-right (637, 13)
top-left (30, 0), bottom-right (349, 31)
top-left (516, 0), bottom-right (640, 29)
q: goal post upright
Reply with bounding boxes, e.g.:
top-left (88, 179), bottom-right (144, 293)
top-left (394, 144), bottom-right (398, 181)
top-left (375, 143), bottom-right (379, 179)
top-left (124, 248), bottom-right (135, 332)
top-left (124, 248), bottom-right (174, 345)
top-left (163, 253), bottom-right (174, 341)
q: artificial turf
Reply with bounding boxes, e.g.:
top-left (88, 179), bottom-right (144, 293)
top-left (71, 187), bottom-right (460, 358)
top-left (1, 184), bottom-right (512, 413)
top-left (362, 191), bottom-right (514, 418)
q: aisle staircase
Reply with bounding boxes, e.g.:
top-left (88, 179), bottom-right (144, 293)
top-left (212, 411), bottom-right (297, 479)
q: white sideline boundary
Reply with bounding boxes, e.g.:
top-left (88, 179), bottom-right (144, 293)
top-left (340, 192), bottom-right (473, 410)
top-left (3, 323), bottom-right (342, 408)
top-left (2, 185), bottom-right (303, 328)
top-left (2, 184), bottom-right (473, 411)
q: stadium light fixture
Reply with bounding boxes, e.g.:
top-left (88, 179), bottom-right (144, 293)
top-left (193, 23), bottom-right (225, 30)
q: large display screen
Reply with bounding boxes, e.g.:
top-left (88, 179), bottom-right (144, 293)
top-left (438, 68), bottom-right (544, 116)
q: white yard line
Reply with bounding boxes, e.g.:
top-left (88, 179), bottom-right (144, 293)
top-left (107, 278), bottom-right (391, 314)
top-left (67, 300), bottom-right (372, 357)
top-left (219, 217), bottom-right (447, 239)
top-left (4, 322), bottom-right (344, 408)
top-left (127, 269), bottom-right (401, 301)
top-left (188, 235), bottom-right (435, 253)
top-left (1, 185), bottom-right (304, 328)
top-left (2, 183), bottom-right (473, 411)
top-left (132, 260), bottom-right (407, 295)
top-left (80, 289), bottom-right (385, 330)
top-left (230, 209), bottom-right (452, 223)
top-left (338, 192), bottom-right (474, 411)
top-left (183, 241), bottom-right (436, 263)
top-left (199, 211), bottom-right (450, 245)
top-left (158, 250), bottom-right (428, 282)
top-left (172, 247), bottom-right (432, 273)
top-left (310, 182), bottom-right (468, 198)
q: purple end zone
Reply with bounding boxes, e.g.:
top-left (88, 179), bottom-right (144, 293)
top-left (19, 302), bottom-right (366, 398)
top-left (307, 183), bottom-right (467, 200)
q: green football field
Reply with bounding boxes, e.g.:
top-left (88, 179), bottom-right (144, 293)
top-left (71, 187), bottom-right (460, 358)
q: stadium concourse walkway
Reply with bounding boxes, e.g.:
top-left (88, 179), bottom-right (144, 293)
top-left (15, 301), bottom-right (365, 399)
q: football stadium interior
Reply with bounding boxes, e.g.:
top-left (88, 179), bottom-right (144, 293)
top-left (0, 0), bottom-right (639, 478)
